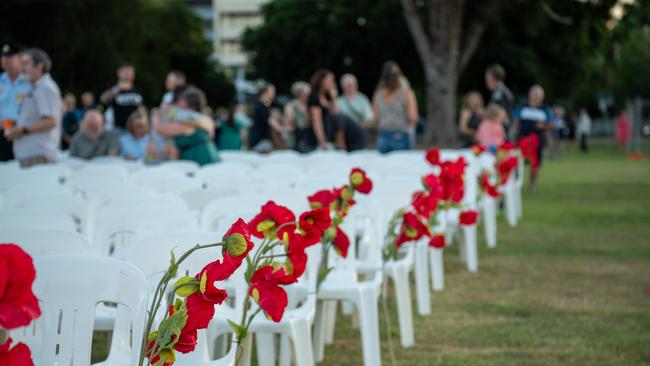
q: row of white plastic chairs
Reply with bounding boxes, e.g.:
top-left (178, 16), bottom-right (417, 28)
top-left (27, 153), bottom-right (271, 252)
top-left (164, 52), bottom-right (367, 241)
top-left (1, 148), bottom-right (525, 366)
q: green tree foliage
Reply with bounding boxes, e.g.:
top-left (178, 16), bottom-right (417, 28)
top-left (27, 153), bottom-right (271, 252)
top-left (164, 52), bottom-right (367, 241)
top-left (461, 0), bottom-right (615, 109)
top-left (613, 28), bottom-right (650, 99)
top-left (243, 0), bottom-right (615, 110)
top-left (611, 0), bottom-right (650, 100)
top-left (0, 0), bottom-right (233, 107)
top-left (242, 0), bottom-right (422, 97)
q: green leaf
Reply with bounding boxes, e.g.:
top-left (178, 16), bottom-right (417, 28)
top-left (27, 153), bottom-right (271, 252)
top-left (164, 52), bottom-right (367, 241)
top-left (168, 250), bottom-right (178, 278)
top-left (227, 319), bottom-right (245, 338)
top-left (155, 306), bottom-right (188, 349)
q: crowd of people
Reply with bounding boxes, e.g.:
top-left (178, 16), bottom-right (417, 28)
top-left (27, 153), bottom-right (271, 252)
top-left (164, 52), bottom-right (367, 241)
top-left (0, 41), bottom-right (601, 192)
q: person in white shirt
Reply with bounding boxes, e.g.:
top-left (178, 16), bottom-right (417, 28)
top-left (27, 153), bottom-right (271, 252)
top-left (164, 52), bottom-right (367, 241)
top-left (337, 73), bottom-right (373, 127)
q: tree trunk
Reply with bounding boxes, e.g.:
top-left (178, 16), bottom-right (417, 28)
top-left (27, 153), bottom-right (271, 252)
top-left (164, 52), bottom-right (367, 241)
top-left (401, 0), bottom-right (509, 148)
top-left (426, 81), bottom-right (458, 147)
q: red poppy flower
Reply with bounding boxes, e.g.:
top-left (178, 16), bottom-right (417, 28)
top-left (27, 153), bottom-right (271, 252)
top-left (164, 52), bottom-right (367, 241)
top-left (174, 327), bottom-right (198, 353)
top-left (249, 266), bottom-right (289, 322)
top-left (428, 235), bottom-right (446, 249)
top-left (222, 218), bottom-right (254, 267)
top-left (248, 201), bottom-right (296, 239)
top-left (349, 168), bottom-right (373, 194)
top-left (439, 158), bottom-right (466, 203)
top-left (281, 232), bottom-right (309, 283)
top-left (421, 174), bottom-right (443, 198)
top-left (497, 156), bottom-right (518, 184)
top-left (0, 338), bottom-right (34, 366)
top-left (471, 144), bottom-right (486, 156)
top-left (459, 210), bottom-right (479, 226)
top-left (395, 212), bottom-right (431, 247)
top-left (411, 191), bottom-right (438, 218)
top-left (332, 227), bottom-right (350, 258)
top-left (298, 207), bottom-right (333, 246)
top-left (307, 189), bottom-right (336, 210)
top-left (183, 260), bottom-right (230, 330)
top-left (479, 173), bottom-right (500, 198)
top-left (0, 244), bottom-right (41, 330)
top-left (425, 148), bottom-right (440, 166)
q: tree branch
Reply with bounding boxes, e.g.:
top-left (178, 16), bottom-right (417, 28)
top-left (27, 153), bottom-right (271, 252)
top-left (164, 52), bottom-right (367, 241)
top-left (400, 0), bottom-right (437, 79)
top-left (541, 1), bottom-right (573, 25)
top-left (458, 0), bottom-right (509, 73)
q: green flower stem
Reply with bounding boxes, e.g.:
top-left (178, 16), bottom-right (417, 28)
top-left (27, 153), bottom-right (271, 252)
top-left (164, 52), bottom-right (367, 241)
top-left (140, 241), bottom-right (225, 366)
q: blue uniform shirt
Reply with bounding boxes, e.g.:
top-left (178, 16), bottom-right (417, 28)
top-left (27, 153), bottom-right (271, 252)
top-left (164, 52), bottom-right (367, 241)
top-left (0, 72), bottom-right (31, 121)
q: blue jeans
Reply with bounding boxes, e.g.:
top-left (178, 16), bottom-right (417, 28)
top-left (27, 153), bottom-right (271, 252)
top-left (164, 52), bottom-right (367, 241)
top-left (377, 130), bottom-right (412, 153)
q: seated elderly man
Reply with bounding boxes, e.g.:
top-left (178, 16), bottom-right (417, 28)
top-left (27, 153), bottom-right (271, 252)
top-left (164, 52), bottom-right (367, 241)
top-left (69, 109), bottom-right (119, 159)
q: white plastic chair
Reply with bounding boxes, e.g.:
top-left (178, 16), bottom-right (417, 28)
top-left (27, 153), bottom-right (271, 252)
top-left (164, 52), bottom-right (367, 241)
top-left (200, 195), bottom-right (268, 231)
top-left (0, 209), bottom-right (76, 232)
top-left (197, 163), bottom-right (255, 190)
top-left (0, 164), bottom-right (70, 191)
top-left (253, 163), bottom-right (305, 189)
top-left (352, 193), bottom-right (419, 347)
top-left (438, 150), bottom-right (480, 273)
top-left (211, 152), bottom-right (260, 166)
top-left (179, 187), bottom-right (240, 212)
top-left (11, 256), bottom-right (148, 366)
top-left (160, 159), bottom-right (201, 176)
top-left (203, 211), bottom-right (317, 366)
top-left (0, 229), bottom-right (90, 256)
top-left (92, 206), bottom-right (198, 259)
top-left (3, 191), bottom-right (90, 234)
top-left (131, 168), bottom-right (203, 196)
top-left (314, 221), bottom-right (383, 366)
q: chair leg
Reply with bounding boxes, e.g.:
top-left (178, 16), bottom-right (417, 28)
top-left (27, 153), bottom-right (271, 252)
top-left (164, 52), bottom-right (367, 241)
top-left (457, 226), bottom-right (467, 263)
top-left (312, 301), bottom-right (327, 363)
top-left (414, 241), bottom-right (431, 315)
top-left (505, 181), bottom-right (518, 227)
top-left (256, 333), bottom-right (276, 366)
top-left (483, 197), bottom-right (497, 248)
top-left (463, 225), bottom-right (478, 272)
top-left (391, 265), bottom-right (414, 348)
top-left (355, 287), bottom-right (382, 366)
top-left (324, 300), bottom-right (337, 344)
top-left (429, 247), bottom-right (445, 291)
top-left (289, 318), bottom-right (315, 366)
top-left (279, 334), bottom-right (292, 366)
top-left (515, 184), bottom-right (523, 219)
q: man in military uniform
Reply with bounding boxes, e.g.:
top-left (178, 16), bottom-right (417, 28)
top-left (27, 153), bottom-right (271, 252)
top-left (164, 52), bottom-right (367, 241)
top-left (0, 41), bottom-right (31, 161)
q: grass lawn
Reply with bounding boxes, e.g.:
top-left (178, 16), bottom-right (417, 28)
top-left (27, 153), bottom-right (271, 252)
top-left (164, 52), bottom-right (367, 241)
top-left (324, 140), bottom-right (650, 365)
top-left (93, 140), bottom-right (650, 365)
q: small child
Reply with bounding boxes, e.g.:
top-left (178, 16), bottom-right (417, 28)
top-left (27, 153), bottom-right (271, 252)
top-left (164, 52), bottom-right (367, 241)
top-left (476, 104), bottom-right (506, 153)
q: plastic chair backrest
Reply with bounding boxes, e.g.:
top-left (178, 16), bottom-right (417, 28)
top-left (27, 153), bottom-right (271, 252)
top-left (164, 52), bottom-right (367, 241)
top-left (160, 160), bottom-right (200, 176)
top-left (0, 209), bottom-right (76, 232)
top-left (200, 195), bottom-right (267, 231)
top-left (129, 231), bottom-right (221, 276)
top-left (93, 206), bottom-right (197, 258)
top-left (0, 229), bottom-right (90, 256)
top-left (1, 164), bottom-right (70, 190)
top-left (12, 256), bottom-right (148, 366)
top-left (4, 191), bottom-right (89, 233)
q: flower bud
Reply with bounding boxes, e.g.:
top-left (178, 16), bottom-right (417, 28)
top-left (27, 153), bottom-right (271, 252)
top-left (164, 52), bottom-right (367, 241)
top-left (323, 226), bottom-right (337, 242)
top-left (224, 233), bottom-right (248, 257)
top-left (350, 172), bottom-right (364, 187)
top-left (340, 186), bottom-right (354, 201)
